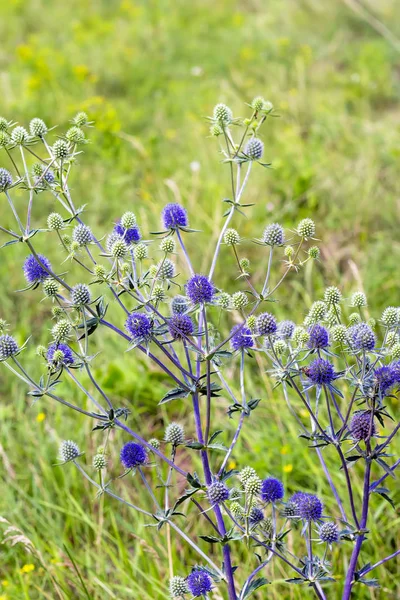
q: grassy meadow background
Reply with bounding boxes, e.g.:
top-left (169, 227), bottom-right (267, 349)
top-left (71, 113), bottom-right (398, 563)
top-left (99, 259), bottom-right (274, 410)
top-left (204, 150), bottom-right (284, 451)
top-left (0, 0), bottom-right (400, 598)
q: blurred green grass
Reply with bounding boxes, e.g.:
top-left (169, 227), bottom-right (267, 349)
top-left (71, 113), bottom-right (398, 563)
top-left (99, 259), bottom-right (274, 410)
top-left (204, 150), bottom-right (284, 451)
top-left (0, 0), bottom-right (400, 598)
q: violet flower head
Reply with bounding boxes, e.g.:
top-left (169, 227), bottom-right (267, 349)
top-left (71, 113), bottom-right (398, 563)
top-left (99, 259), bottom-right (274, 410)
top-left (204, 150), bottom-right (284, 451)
top-left (114, 221), bottom-right (141, 244)
top-left (260, 478), bottom-right (284, 503)
top-left (391, 360), bottom-right (400, 383)
top-left (186, 274), bottom-right (215, 304)
top-left (187, 571), bottom-right (213, 597)
top-left (256, 312), bottom-right (277, 336)
top-left (306, 358), bottom-right (335, 385)
top-left (24, 254), bottom-right (52, 284)
top-left (374, 365), bottom-right (396, 395)
top-left (47, 343), bottom-right (74, 365)
top-left (207, 481), bottom-right (230, 505)
top-left (230, 325), bottom-right (254, 351)
top-left (319, 522), bottom-right (339, 544)
top-left (125, 312), bottom-right (153, 341)
top-left (277, 320), bottom-right (295, 340)
top-left (162, 203), bottom-right (188, 229)
top-left (348, 322), bottom-right (375, 351)
top-left (120, 442), bottom-right (147, 469)
top-left (350, 412), bottom-right (375, 441)
top-left (168, 314), bottom-right (194, 340)
top-left (308, 324), bottom-right (329, 349)
top-left (298, 494), bottom-right (323, 521)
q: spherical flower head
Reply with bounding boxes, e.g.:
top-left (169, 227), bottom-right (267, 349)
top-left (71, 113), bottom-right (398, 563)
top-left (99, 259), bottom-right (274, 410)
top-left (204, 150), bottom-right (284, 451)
top-left (348, 313), bottom-right (361, 327)
top-left (210, 123), bottom-right (223, 136)
top-left (232, 291), bottom-right (248, 310)
top-left (391, 344), bottom-right (400, 360)
top-left (162, 203), bottom-right (188, 229)
top-left (169, 314), bottom-right (194, 340)
top-left (351, 291), bottom-right (367, 308)
top-left (125, 312), bottom-right (153, 341)
top-left (244, 138), bottom-right (264, 160)
top-left (71, 283), bottom-right (91, 306)
top-left (47, 212), bottom-right (63, 230)
top-left (326, 305), bottom-right (341, 327)
top-left (239, 466), bottom-right (257, 486)
top-left (298, 494), bottom-right (323, 521)
top-left (306, 358), bottom-right (335, 385)
top-left (134, 243), bottom-right (148, 261)
top-left (289, 492), bottom-right (308, 512)
top-left (208, 481), bottom-right (230, 505)
top-left (158, 258), bottom-right (175, 280)
top-left (66, 126), bottom-right (85, 144)
top-left (53, 139), bottom-right (69, 160)
top-left (52, 319), bottom-right (71, 341)
top-left (245, 475), bottom-right (262, 496)
top-left (230, 501), bottom-right (244, 518)
top-left (273, 340), bottom-right (287, 355)
top-left (114, 221), bottom-right (141, 244)
top-left (43, 279), bottom-right (59, 297)
top-left (0, 334), bottom-right (19, 360)
top-left (0, 131), bottom-right (10, 147)
top-left (24, 254), bottom-right (51, 284)
top-left (47, 343), bottom-right (74, 365)
top-left (93, 453), bottom-right (107, 471)
top-left (308, 324), bottom-right (329, 349)
top-left (240, 257), bottom-right (250, 271)
top-left (348, 323), bottom-right (375, 351)
top-left (297, 218), bottom-right (315, 239)
top-left (120, 442), bottom-right (147, 469)
top-left (0, 168), bottom-right (13, 192)
top-left (375, 366), bottom-right (396, 395)
top-left (230, 325), bottom-right (254, 351)
top-left (331, 324), bottom-right (348, 345)
top-left (170, 295), bottom-right (189, 315)
top-left (307, 301), bottom-right (327, 324)
top-left (169, 576), bottom-right (189, 598)
top-left (350, 412), bottom-right (376, 441)
top-left (111, 239), bottom-right (128, 258)
top-left (29, 118), bottom-right (47, 137)
top-left (152, 285), bottom-right (166, 303)
top-left (262, 223), bottom-right (284, 246)
top-left (160, 237), bottom-right (176, 254)
top-left (224, 228), bottom-right (240, 246)
top-left (59, 440), bottom-right (80, 463)
top-left (391, 360), bottom-right (400, 381)
top-left (381, 306), bottom-right (399, 328)
top-left (217, 292), bottom-right (231, 310)
top-left (281, 500), bottom-right (299, 519)
top-left (252, 96), bottom-right (265, 111)
top-left (386, 332), bottom-right (399, 348)
top-left (293, 326), bottom-right (310, 347)
top-left (319, 522), bottom-right (339, 544)
top-left (308, 246), bottom-right (320, 260)
top-left (11, 126), bottom-right (30, 145)
top-left (324, 286), bottom-right (341, 305)
top-left (213, 103), bottom-right (233, 125)
top-left (165, 422), bottom-right (185, 446)
top-left (247, 315), bottom-right (257, 332)
top-left (148, 438), bottom-right (160, 450)
top-left (249, 507), bottom-right (264, 525)
top-left (73, 111), bottom-right (89, 127)
top-left (186, 274), bottom-right (215, 304)
top-left (278, 320), bottom-right (295, 339)
top-left (72, 224), bottom-right (92, 247)
top-left (261, 478), bottom-right (284, 503)
top-left (0, 117), bottom-right (9, 131)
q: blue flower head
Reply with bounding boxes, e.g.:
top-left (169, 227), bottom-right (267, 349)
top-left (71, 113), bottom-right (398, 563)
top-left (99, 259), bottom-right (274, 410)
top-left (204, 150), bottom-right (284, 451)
top-left (120, 442), bottom-right (147, 469)
top-left (24, 254), bottom-right (51, 284)
top-left (230, 325), bottom-right (254, 351)
top-left (277, 320), bottom-right (295, 339)
top-left (374, 366), bottom-right (396, 395)
top-left (261, 478), bottom-right (284, 503)
top-left (348, 323), bottom-right (375, 351)
top-left (125, 312), bottom-right (153, 340)
top-left (391, 360), bottom-right (400, 383)
top-left (306, 358), bottom-right (335, 385)
top-left (308, 324), bottom-right (329, 349)
top-left (350, 412), bottom-right (375, 441)
top-left (256, 312), bottom-right (277, 336)
top-left (187, 570), bottom-right (213, 597)
top-left (162, 203), bottom-right (188, 229)
top-left (114, 221), bottom-right (141, 244)
top-left (47, 343), bottom-right (74, 365)
top-left (186, 274), bottom-right (215, 304)
top-left (168, 314), bottom-right (194, 340)
top-left (298, 494), bottom-right (323, 521)
top-left (249, 507), bottom-right (264, 525)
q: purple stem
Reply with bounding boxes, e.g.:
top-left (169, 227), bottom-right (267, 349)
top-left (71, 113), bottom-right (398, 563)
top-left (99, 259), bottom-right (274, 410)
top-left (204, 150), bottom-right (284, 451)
top-left (359, 549), bottom-right (400, 576)
top-left (369, 458), bottom-right (400, 492)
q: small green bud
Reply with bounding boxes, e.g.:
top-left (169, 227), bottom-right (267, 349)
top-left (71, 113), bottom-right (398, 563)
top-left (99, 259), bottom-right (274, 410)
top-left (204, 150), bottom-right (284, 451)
top-left (165, 422), bottom-right (185, 446)
top-left (93, 453), bottom-right (107, 470)
top-left (111, 239), bottom-right (128, 258)
top-left (218, 292), bottom-right (231, 309)
top-left (325, 305), bottom-right (341, 327)
top-left (245, 475), bottom-right (262, 496)
top-left (53, 139), bottom-right (69, 160)
top-left (36, 345), bottom-right (47, 357)
top-left (367, 317), bottom-right (376, 330)
top-left (391, 342), bottom-right (400, 359)
top-left (381, 306), bottom-right (399, 327)
top-left (273, 339), bottom-right (287, 355)
top-left (348, 312), bottom-right (361, 326)
top-left (239, 257), bottom-right (250, 271)
top-left (52, 306), bottom-right (63, 318)
top-left (47, 212), bottom-right (64, 230)
top-left (297, 218), bottom-right (315, 238)
top-left (0, 117), bottom-right (9, 131)
top-left (239, 466), bottom-right (257, 486)
top-left (308, 246), bottom-right (320, 259)
top-left (73, 111), bottom-right (89, 127)
top-left (70, 241), bottom-right (80, 253)
top-left (307, 300), bottom-right (327, 323)
top-left (331, 324), bottom-right (348, 344)
top-left (11, 126), bottom-right (30, 145)
top-left (152, 285), bottom-right (166, 303)
top-left (169, 576), bottom-right (189, 598)
top-left (293, 326), bottom-right (309, 346)
top-left (386, 332), bottom-right (399, 348)
top-left (43, 279), bottom-right (59, 297)
top-left (284, 245), bottom-right (294, 259)
top-left (230, 501), bottom-right (244, 518)
top-left (52, 319), bottom-right (71, 341)
top-left (149, 264), bottom-right (158, 278)
top-left (29, 118), bottom-right (48, 138)
top-left (252, 96), bottom-right (265, 112)
top-left (224, 228), bottom-right (240, 246)
top-left (134, 243), bottom-right (148, 261)
top-left (0, 131), bottom-right (10, 147)
top-left (351, 291), bottom-right (367, 308)
top-left (121, 211), bottom-right (136, 229)
top-left (160, 237), bottom-right (176, 254)
top-left (66, 126), bottom-right (85, 144)
top-left (232, 291), bottom-right (248, 309)
top-left (148, 438), bottom-right (160, 450)
top-left (210, 123), bottom-right (223, 136)
top-left (94, 264), bottom-right (107, 280)
top-left (324, 286), bottom-right (342, 305)
top-left (247, 315), bottom-right (257, 332)
top-left (213, 103), bottom-right (233, 125)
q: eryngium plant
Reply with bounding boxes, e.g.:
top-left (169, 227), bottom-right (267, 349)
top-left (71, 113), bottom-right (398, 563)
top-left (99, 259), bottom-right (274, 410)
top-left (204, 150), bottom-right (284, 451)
top-left (0, 100), bottom-right (399, 600)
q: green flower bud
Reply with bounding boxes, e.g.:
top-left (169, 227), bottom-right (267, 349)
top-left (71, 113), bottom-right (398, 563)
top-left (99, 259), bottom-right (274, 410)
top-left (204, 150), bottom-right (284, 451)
top-left (213, 103), bottom-right (233, 125)
top-left (165, 422), bottom-right (185, 446)
top-left (52, 319), bottom-right (71, 341)
top-left (43, 279), bottom-right (59, 297)
top-left (160, 237), bottom-right (176, 254)
top-left (381, 306), bottom-right (399, 327)
top-left (224, 228), bottom-right (240, 246)
top-left (331, 324), bottom-right (348, 344)
top-left (73, 111), bottom-right (89, 127)
top-left (93, 453), bottom-right (107, 470)
top-left (324, 286), bottom-right (342, 305)
top-left (391, 342), bottom-right (400, 359)
top-left (351, 291), bottom-right (367, 308)
top-left (111, 239), bottom-right (128, 258)
top-left (252, 96), bottom-right (265, 112)
top-left (218, 292), bottom-right (231, 309)
top-left (273, 340), bottom-right (287, 355)
top-left (29, 118), bottom-right (48, 138)
top-left (348, 312), bottom-right (361, 326)
top-left (53, 139), bottom-right (69, 160)
top-left (239, 466), bottom-right (257, 486)
top-left (245, 475), bottom-right (262, 495)
top-left (134, 243), bottom-right (148, 261)
top-left (47, 212), bottom-right (64, 230)
top-left (297, 218), bottom-right (315, 238)
top-left (121, 211), bottom-right (136, 229)
top-left (240, 257), bottom-right (250, 271)
top-left (247, 315), bottom-right (257, 332)
top-left (308, 246), bottom-right (320, 259)
top-left (66, 126), bottom-right (85, 144)
top-left (232, 291), bottom-right (248, 309)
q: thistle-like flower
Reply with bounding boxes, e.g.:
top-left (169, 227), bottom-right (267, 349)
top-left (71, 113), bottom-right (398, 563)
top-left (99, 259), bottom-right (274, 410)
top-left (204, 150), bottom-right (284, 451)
top-left (186, 274), bottom-right (214, 304)
top-left (59, 440), bottom-right (80, 463)
top-left (262, 223), bottom-right (284, 246)
top-left (120, 442), bottom-right (147, 468)
top-left (165, 423), bottom-right (185, 446)
top-left (162, 203), bottom-right (188, 229)
top-left (260, 478), bottom-right (284, 503)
